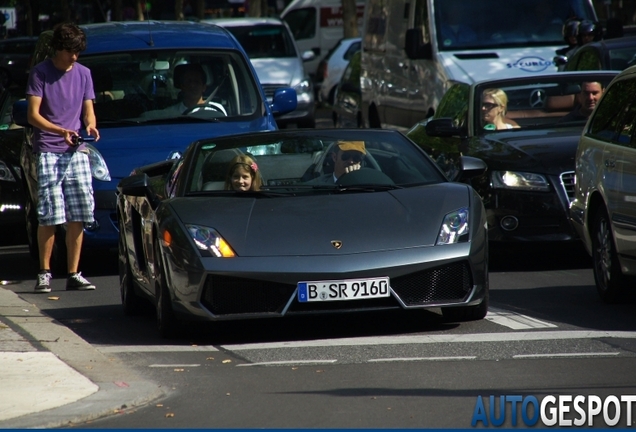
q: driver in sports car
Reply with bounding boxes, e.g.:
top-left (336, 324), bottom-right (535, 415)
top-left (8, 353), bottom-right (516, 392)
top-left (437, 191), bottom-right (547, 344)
top-left (309, 140), bottom-right (366, 184)
top-left (142, 63), bottom-right (227, 119)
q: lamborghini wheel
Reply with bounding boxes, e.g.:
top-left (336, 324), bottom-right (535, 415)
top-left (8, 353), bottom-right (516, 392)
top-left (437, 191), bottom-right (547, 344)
top-left (118, 223), bottom-right (143, 315)
top-left (154, 239), bottom-right (178, 338)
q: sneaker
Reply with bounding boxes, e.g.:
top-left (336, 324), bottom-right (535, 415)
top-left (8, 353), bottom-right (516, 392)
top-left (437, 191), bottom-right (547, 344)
top-left (34, 271), bottom-right (52, 293)
top-left (66, 272), bottom-right (96, 291)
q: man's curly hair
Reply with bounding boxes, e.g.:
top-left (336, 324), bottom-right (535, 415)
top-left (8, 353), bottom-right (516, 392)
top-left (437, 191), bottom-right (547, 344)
top-left (51, 23), bottom-right (87, 53)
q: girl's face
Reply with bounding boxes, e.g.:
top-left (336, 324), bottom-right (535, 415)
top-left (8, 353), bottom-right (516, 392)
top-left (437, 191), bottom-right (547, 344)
top-left (481, 96), bottom-right (503, 124)
top-left (231, 166), bottom-right (253, 191)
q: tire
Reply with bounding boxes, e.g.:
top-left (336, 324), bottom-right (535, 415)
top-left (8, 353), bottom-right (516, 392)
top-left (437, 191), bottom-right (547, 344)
top-left (154, 239), bottom-right (178, 338)
top-left (442, 290), bottom-right (489, 322)
top-left (591, 206), bottom-right (626, 303)
top-left (118, 224), bottom-right (143, 315)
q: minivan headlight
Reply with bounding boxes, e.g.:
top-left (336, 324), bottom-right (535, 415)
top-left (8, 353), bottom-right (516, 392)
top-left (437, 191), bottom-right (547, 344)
top-left (85, 144), bottom-right (111, 182)
top-left (491, 171), bottom-right (549, 191)
top-left (293, 79), bottom-right (311, 95)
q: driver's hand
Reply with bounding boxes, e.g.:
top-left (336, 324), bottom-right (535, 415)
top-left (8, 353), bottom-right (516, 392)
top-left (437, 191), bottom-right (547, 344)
top-left (344, 163), bottom-right (361, 174)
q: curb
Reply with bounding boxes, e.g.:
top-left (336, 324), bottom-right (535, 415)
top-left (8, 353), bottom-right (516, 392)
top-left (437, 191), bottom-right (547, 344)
top-left (0, 287), bottom-right (164, 428)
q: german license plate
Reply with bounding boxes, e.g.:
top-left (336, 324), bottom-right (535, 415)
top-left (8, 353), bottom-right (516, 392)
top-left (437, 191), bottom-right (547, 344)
top-left (297, 277), bottom-right (390, 302)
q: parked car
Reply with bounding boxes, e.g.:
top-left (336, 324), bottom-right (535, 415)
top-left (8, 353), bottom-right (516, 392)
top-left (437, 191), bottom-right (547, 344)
top-left (570, 65), bottom-right (636, 303)
top-left (117, 128), bottom-right (489, 337)
top-left (13, 21), bottom-right (297, 271)
top-left (407, 71), bottom-right (617, 245)
top-left (0, 36), bottom-right (37, 88)
top-left (557, 34), bottom-right (636, 71)
top-left (331, 50), bottom-right (361, 128)
top-left (0, 86), bottom-right (28, 244)
top-left (317, 37), bottom-right (360, 105)
top-left (203, 17), bottom-right (316, 128)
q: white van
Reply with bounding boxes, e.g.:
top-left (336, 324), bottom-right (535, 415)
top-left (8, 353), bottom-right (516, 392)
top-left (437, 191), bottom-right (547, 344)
top-left (281, 0), bottom-right (364, 80)
top-left (360, 0), bottom-right (598, 130)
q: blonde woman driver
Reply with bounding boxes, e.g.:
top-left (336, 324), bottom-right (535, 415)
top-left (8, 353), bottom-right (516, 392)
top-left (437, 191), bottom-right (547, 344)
top-left (481, 88), bottom-right (520, 130)
top-left (224, 155), bottom-right (263, 191)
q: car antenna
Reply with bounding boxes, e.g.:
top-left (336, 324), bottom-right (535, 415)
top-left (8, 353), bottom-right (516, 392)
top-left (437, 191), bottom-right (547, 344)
top-left (145, 2), bottom-right (154, 46)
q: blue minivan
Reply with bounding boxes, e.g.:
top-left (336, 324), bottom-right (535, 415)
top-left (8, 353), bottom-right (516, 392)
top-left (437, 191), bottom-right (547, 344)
top-left (13, 21), bottom-right (296, 268)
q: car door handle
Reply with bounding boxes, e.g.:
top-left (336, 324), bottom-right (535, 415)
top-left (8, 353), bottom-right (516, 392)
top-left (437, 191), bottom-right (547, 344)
top-left (605, 159), bottom-right (616, 168)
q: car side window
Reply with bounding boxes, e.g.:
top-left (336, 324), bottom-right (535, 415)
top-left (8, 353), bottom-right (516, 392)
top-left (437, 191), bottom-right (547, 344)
top-left (435, 82), bottom-right (469, 126)
top-left (588, 78), bottom-right (636, 148)
top-left (575, 49), bottom-right (602, 71)
top-left (283, 8), bottom-right (316, 41)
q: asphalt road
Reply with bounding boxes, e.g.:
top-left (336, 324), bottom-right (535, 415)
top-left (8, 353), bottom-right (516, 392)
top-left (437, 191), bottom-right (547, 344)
top-left (2, 239), bottom-right (636, 428)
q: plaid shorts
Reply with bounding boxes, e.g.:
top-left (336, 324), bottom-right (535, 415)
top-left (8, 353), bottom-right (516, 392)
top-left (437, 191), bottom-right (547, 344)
top-left (36, 152), bottom-right (94, 226)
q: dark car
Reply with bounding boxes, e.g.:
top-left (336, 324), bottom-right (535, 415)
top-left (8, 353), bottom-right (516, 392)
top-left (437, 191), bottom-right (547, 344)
top-left (0, 86), bottom-right (27, 244)
top-left (0, 36), bottom-right (37, 88)
top-left (331, 50), bottom-right (361, 128)
top-left (557, 34), bottom-right (636, 71)
top-left (13, 21), bottom-right (297, 271)
top-left (407, 71), bottom-right (617, 245)
top-left (117, 128), bottom-right (489, 338)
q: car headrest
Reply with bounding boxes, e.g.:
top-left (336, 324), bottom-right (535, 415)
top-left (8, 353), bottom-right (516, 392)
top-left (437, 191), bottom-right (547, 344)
top-left (545, 95), bottom-right (575, 111)
top-left (173, 63), bottom-right (209, 89)
top-left (91, 68), bottom-right (113, 93)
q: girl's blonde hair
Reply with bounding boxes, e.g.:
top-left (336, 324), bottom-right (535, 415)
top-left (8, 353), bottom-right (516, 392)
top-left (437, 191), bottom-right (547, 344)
top-left (224, 155), bottom-right (263, 191)
top-left (483, 88), bottom-right (509, 115)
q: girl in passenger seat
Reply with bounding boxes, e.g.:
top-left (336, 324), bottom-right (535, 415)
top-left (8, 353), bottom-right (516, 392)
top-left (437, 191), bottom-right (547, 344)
top-left (481, 88), bottom-right (520, 130)
top-left (224, 155), bottom-right (263, 191)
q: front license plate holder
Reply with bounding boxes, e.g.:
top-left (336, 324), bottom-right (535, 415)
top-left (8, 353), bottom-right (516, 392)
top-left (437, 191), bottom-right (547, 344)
top-left (297, 277), bottom-right (390, 302)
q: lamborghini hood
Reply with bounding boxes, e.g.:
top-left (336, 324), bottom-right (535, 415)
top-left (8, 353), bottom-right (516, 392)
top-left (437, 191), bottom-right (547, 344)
top-left (170, 183), bottom-right (472, 257)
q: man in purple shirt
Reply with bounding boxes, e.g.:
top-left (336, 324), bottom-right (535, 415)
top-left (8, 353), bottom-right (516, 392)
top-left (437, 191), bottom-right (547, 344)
top-left (26, 22), bottom-right (100, 293)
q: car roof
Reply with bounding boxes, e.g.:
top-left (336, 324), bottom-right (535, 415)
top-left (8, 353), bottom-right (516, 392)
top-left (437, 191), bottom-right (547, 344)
top-left (79, 21), bottom-right (239, 55)
top-left (586, 35), bottom-right (636, 50)
top-left (201, 17), bottom-right (284, 27)
top-left (471, 70), bottom-right (620, 88)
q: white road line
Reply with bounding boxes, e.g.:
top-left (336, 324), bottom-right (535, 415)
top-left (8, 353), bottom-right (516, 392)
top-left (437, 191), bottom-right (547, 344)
top-left (148, 364), bottom-right (201, 368)
top-left (221, 330), bottom-right (636, 351)
top-left (368, 356), bottom-right (476, 362)
top-left (513, 352), bottom-right (621, 359)
top-left (236, 360), bottom-right (338, 367)
top-left (485, 308), bottom-right (557, 330)
top-left (97, 345), bottom-right (219, 353)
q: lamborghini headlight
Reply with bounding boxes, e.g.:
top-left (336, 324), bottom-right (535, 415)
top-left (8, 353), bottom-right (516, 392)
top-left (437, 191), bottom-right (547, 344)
top-left (186, 224), bottom-right (235, 258)
top-left (85, 143), bottom-right (111, 182)
top-left (437, 207), bottom-right (469, 245)
top-left (491, 171), bottom-right (549, 191)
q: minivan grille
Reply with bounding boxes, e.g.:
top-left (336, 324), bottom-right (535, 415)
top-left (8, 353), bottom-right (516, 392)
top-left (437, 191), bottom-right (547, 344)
top-left (560, 171), bottom-right (576, 202)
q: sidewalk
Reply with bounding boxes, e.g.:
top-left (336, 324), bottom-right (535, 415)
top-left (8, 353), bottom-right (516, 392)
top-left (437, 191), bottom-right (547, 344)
top-left (0, 286), bottom-right (164, 428)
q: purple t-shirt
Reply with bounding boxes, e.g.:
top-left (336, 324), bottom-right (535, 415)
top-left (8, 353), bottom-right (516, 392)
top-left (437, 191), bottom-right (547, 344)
top-left (26, 58), bottom-right (95, 153)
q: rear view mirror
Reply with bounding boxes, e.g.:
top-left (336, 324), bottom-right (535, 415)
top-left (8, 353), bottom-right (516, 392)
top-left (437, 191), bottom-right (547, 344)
top-left (140, 60), bottom-right (170, 71)
top-left (301, 50), bottom-right (316, 62)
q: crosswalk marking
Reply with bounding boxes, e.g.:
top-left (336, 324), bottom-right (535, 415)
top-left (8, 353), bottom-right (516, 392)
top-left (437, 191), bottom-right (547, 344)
top-left (513, 352), bottom-right (620, 359)
top-left (485, 308), bottom-right (557, 330)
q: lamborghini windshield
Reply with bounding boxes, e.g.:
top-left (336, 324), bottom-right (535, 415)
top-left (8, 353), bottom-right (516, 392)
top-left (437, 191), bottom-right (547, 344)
top-left (184, 131), bottom-right (446, 194)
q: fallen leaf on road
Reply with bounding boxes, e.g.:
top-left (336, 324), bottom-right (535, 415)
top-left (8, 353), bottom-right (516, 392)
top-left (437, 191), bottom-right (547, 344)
top-left (315, 370), bottom-right (324, 373)
top-left (206, 357), bottom-right (214, 360)
top-left (226, 393), bottom-right (231, 396)
top-left (165, 413), bottom-right (174, 418)
top-left (156, 404), bottom-right (163, 407)
top-left (173, 368), bottom-right (184, 372)
top-left (222, 359), bottom-right (232, 364)
top-left (47, 297), bottom-right (60, 300)
top-left (291, 367), bottom-right (298, 370)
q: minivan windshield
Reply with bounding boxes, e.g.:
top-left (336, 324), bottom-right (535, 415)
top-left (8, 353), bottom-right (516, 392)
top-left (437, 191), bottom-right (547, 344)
top-left (79, 49), bottom-right (263, 124)
top-left (434, 0), bottom-right (596, 51)
top-left (223, 25), bottom-right (298, 58)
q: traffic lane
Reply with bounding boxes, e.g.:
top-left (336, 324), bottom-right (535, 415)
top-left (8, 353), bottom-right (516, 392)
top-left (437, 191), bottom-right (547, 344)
top-left (77, 356), bottom-right (636, 428)
top-left (3, 244), bottom-right (635, 347)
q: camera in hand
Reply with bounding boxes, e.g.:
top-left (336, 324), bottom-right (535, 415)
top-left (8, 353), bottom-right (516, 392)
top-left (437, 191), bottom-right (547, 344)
top-left (71, 135), bottom-right (96, 145)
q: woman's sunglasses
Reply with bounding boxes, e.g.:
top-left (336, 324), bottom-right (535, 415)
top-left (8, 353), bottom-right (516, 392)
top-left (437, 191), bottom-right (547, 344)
top-left (341, 151), bottom-right (363, 162)
top-left (481, 102), bottom-right (499, 110)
